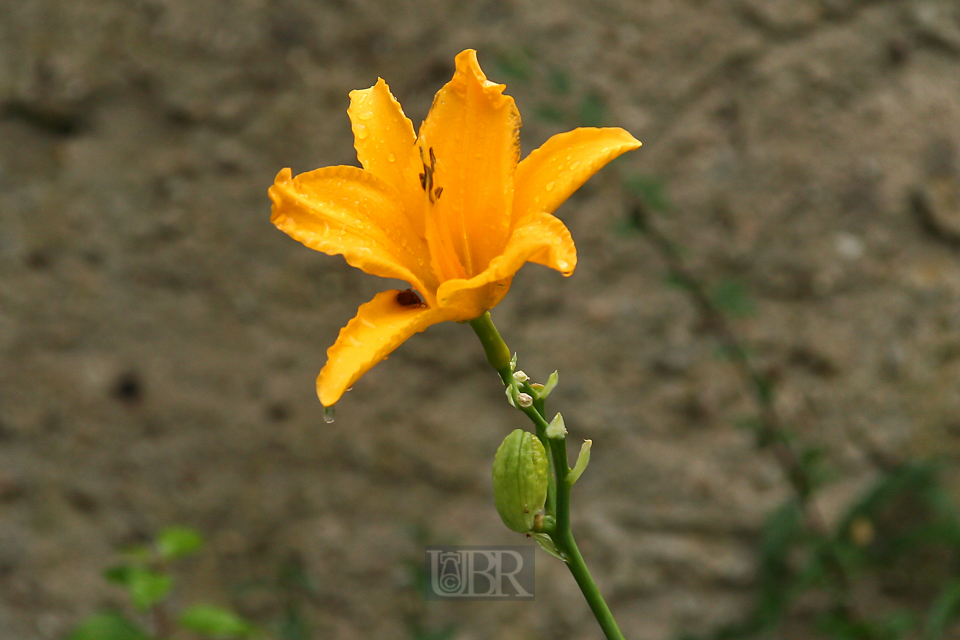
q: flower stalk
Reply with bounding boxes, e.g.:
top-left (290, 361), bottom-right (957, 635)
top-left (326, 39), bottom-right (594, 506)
top-left (470, 312), bottom-right (625, 640)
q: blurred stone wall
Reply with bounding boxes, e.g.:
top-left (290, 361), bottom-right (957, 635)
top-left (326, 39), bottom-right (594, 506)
top-left (2, 0), bottom-right (960, 638)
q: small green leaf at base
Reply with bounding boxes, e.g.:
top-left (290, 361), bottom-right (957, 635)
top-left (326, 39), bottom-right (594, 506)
top-left (105, 565), bottom-right (173, 611)
top-left (67, 612), bottom-right (150, 640)
top-left (179, 605), bottom-right (257, 639)
top-left (157, 526), bottom-right (204, 561)
top-left (531, 533), bottom-right (566, 562)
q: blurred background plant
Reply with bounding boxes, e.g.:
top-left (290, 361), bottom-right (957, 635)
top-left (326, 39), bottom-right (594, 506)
top-left (67, 526), bottom-right (260, 640)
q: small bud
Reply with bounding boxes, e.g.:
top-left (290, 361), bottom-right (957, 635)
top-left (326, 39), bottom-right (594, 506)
top-left (546, 413), bottom-right (567, 439)
top-left (541, 371), bottom-right (559, 398)
top-left (530, 383), bottom-right (545, 393)
top-left (505, 386), bottom-right (516, 408)
top-left (516, 393), bottom-right (533, 408)
top-left (568, 439), bottom-right (592, 486)
top-left (513, 370), bottom-right (529, 383)
top-left (510, 352), bottom-right (518, 372)
top-left (492, 429), bottom-right (548, 533)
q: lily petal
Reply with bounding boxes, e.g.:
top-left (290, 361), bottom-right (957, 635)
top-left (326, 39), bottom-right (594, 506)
top-left (270, 167), bottom-right (438, 298)
top-left (348, 79), bottom-right (425, 237)
top-left (417, 49), bottom-right (519, 277)
top-left (318, 290), bottom-right (454, 406)
top-left (513, 127), bottom-right (641, 224)
top-left (435, 212), bottom-right (577, 319)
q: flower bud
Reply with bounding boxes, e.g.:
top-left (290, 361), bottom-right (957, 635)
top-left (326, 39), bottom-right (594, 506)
top-left (516, 392), bottom-right (533, 408)
top-left (546, 413), bottom-right (567, 439)
top-left (492, 429), bottom-right (548, 533)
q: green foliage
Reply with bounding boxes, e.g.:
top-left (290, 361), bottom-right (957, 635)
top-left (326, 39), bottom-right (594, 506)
top-left (105, 565), bottom-right (173, 611)
top-left (157, 525), bottom-right (205, 561)
top-left (180, 605), bottom-right (258, 639)
top-left (627, 170), bottom-right (960, 640)
top-left (68, 526), bottom-right (270, 640)
top-left (684, 463), bottom-right (960, 640)
top-left (67, 612), bottom-right (150, 640)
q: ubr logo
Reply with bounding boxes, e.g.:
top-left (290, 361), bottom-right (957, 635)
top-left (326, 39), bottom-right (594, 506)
top-left (424, 546), bottom-right (535, 600)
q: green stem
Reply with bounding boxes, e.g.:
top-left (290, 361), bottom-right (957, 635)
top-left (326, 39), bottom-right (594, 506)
top-left (469, 312), bottom-right (625, 640)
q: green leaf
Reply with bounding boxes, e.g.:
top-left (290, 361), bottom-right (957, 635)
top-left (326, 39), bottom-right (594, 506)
top-left (104, 564), bottom-right (135, 586)
top-left (180, 605), bottom-right (257, 638)
top-left (541, 371), bottom-right (559, 399)
top-left (67, 612), bottom-right (151, 640)
top-left (567, 439), bottom-right (592, 486)
top-left (157, 526), bottom-right (204, 560)
top-left (127, 567), bottom-right (173, 611)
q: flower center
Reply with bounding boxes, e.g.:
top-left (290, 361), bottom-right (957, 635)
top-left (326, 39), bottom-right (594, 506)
top-left (419, 146), bottom-right (472, 282)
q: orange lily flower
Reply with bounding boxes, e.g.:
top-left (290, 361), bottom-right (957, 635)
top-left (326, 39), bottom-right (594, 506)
top-left (269, 50), bottom-right (641, 407)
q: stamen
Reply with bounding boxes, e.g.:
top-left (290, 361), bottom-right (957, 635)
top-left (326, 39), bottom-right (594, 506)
top-left (434, 187), bottom-right (443, 200)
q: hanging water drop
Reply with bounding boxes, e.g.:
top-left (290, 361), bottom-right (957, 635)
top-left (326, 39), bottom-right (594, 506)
top-left (323, 405), bottom-right (336, 424)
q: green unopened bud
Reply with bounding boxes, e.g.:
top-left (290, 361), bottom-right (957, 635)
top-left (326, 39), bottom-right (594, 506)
top-left (546, 413), bottom-right (567, 439)
top-left (492, 429), bottom-right (548, 533)
top-left (513, 370), bottom-right (529, 383)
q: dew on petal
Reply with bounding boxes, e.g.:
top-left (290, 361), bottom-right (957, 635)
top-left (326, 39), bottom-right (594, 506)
top-left (388, 153), bottom-right (396, 162)
top-left (358, 111), bottom-right (374, 120)
top-left (354, 124), bottom-right (369, 139)
top-left (570, 161), bottom-right (581, 170)
top-left (545, 181), bottom-right (555, 191)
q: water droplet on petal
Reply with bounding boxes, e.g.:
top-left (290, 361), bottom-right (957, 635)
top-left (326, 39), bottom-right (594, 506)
top-left (323, 405), bottom-right (336, 423)
top-left (570, 161), bottom-right (581, 170)
top-left (354, 124), bottom-right (369, 139)
top-left (358, 111), bottom-right (374, 121)
top-left (545, 181), bottom-right (555, 191)
top-left (388, 154), bottom-right (396, 162)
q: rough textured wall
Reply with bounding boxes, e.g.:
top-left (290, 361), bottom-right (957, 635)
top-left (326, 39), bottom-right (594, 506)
top-left (2, 0), bottom-right (960, 638)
